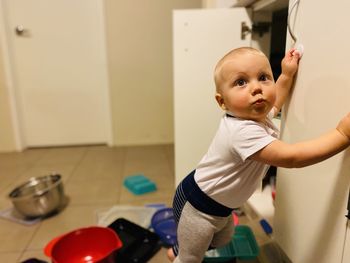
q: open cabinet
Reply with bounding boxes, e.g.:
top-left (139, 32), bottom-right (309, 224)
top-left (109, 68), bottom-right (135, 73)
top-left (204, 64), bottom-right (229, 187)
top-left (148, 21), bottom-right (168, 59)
top-left (172, 6), bottom-right (288, 262)
top-left (173, 3), bottom-right (288, 186)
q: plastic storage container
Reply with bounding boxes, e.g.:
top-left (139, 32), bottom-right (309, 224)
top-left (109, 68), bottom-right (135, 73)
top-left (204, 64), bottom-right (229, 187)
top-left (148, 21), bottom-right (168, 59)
top-left (96, 205), bottom-right (157, 228)
top-left (151, 208), bottom-right (177, 246)
top-left (204, 225), bottom-right (259, 262)
top-left (108, 218), bottom-right (161, 263)
top-left (123, 174), bottom-right (157, 195)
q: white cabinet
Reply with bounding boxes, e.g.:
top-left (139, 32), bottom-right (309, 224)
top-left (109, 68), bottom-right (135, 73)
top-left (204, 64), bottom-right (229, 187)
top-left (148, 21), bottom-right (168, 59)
top-left (274, 0), bottom-right (350, 262)
top-left (174, 1), bottom-right (350, 262)
top-left (173, 8), bottom-right (252, 185)
top-left (343, 221), bottom-right (350, 261)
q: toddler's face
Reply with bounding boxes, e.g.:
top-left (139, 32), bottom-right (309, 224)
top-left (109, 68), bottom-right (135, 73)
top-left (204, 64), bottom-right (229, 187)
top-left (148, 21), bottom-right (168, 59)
top-left (215, 51), bottom-right (276, 122)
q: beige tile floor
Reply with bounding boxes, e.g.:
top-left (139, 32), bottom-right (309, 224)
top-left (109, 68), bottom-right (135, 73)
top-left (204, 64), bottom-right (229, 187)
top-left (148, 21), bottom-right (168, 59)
top-left (0, 145), bottom-right (279, 263)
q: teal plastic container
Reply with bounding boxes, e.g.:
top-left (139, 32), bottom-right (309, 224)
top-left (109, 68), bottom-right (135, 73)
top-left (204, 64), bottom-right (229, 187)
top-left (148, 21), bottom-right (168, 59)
top-left (123, 174), bottom-right (157, 195)
top-left (204, 225), bottom-right (259, 262)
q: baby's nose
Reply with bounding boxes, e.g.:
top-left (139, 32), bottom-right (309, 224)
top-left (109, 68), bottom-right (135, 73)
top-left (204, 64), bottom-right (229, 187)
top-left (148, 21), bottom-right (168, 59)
top-left (251, 83), bottom-right (263, 95)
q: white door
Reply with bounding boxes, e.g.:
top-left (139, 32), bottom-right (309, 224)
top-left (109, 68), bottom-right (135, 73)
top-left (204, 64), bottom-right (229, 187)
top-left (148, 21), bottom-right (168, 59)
top-left (173, 8), bottom-right (252, 185)
top-left (3, 0), bottom-right (111, 147)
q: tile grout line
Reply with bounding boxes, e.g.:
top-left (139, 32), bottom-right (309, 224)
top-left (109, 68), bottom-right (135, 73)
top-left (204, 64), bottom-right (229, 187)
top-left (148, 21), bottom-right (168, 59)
top-left (115, 147), bottom-right (127, 204)
top-left (63, 146), bottom-right (90, 185)
top-left (17, 214), bottom-right (43, 260)
top-left (163, 144), bottom-right (174, 175)
top-left (2, 149), bottom-right (47, 192)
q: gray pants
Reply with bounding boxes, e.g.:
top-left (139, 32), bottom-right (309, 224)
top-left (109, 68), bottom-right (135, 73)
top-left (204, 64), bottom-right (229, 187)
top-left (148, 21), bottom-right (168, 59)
top-left (174, 202), bottom-right (234, 263)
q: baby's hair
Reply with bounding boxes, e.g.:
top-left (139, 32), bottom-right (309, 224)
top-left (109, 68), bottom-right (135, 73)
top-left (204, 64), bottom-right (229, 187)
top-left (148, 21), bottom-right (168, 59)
top-left (214, 47), bottom-right (265, 92)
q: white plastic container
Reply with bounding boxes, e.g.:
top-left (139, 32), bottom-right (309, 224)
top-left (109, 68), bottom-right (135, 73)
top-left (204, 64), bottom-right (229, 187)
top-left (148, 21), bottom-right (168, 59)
top-left (96, 205), bottom-right (157, 228)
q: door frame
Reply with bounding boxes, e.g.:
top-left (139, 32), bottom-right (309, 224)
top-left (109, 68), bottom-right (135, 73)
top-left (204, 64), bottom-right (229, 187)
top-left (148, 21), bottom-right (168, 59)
top-left (0, 0), bottom-right (23, 151)
top-left (0, 0), bottom-right (113, 150)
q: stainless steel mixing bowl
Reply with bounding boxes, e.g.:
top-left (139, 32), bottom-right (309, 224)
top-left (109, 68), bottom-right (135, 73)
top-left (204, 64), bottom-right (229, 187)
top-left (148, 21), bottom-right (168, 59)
top-left (8, 174), bottom-right (64, 218)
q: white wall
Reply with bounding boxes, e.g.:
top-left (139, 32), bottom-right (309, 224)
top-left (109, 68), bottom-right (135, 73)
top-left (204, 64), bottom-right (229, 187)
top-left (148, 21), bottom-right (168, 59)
top-left (105, 0), bottom-right (202, 146)
top-left (202, 0), bottom-right (236, 8)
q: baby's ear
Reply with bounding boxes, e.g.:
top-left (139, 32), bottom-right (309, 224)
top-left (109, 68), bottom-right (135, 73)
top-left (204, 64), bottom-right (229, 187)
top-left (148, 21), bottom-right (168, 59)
top-left (215, 93), bottom-right (226, 110)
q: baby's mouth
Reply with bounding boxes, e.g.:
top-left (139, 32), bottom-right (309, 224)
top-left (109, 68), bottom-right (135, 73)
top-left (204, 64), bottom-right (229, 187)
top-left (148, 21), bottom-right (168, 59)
top-left (253, 98), bottom-right (265, 105)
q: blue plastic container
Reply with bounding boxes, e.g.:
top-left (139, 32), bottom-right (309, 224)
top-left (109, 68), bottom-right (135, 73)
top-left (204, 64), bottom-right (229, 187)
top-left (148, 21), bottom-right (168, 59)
top-left (123, 174), bottom-right (157, 195)
top-left (151, 208), bottom-right (177, 246)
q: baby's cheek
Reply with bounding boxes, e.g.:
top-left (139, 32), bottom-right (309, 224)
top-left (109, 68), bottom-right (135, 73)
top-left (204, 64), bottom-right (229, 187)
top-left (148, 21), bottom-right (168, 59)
top-left (230, 97), bottom-right (248, 111)
top-left (268, 89), bottom-right (277, 103)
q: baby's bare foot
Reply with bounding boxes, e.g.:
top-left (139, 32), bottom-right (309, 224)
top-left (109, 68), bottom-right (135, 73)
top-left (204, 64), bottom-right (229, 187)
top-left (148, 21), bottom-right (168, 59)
top-left (167, 248), bottom-right (175, 262)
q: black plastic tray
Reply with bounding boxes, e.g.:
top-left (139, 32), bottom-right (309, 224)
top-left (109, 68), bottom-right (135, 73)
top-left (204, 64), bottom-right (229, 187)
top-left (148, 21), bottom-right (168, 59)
top-left (108, 218), bottom-right (161, 263)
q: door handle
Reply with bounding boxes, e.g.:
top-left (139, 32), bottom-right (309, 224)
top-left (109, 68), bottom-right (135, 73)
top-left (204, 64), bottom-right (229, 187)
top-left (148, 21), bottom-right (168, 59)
top-left (15, 25), bottom-right (29, 36)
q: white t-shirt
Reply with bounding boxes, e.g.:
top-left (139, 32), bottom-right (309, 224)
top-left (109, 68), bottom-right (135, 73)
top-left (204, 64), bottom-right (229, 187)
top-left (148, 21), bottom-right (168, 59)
top-left (194, 111), bottom-right (279, 208)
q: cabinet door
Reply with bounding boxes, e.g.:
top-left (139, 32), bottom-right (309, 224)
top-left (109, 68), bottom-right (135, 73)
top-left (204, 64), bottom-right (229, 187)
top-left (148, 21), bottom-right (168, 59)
top-left (343, 221), bottom-right (350, 262)
top-left (274, 0), bottom-right (350, 262)
top-left (173, 8), bottom-right (252, 185)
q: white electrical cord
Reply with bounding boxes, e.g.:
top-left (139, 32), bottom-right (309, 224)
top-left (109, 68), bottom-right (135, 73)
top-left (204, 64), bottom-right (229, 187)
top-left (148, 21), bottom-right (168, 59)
top-left (287, 0), bottom-right (304, 57)
top-left (287, 0), bottom-right (300, 42)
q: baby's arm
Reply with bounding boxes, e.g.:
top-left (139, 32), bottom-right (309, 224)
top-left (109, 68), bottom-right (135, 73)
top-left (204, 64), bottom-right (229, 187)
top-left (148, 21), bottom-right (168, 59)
top-left (273, 49), bottom-right (300, 116)
top-left (250, 113), bottom-right (350, 168)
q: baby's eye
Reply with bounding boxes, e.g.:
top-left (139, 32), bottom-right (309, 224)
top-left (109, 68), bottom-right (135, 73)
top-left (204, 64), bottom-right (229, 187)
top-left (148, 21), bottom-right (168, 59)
top-left (259, 74), bottom-right (269, 81)
top-left (234, 79), bottom-right (246, 87)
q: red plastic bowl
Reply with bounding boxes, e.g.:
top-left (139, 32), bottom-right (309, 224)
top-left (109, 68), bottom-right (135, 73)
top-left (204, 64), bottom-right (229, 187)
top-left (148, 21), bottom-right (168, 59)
top-left (48, 226), bottom-right (122, 263)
